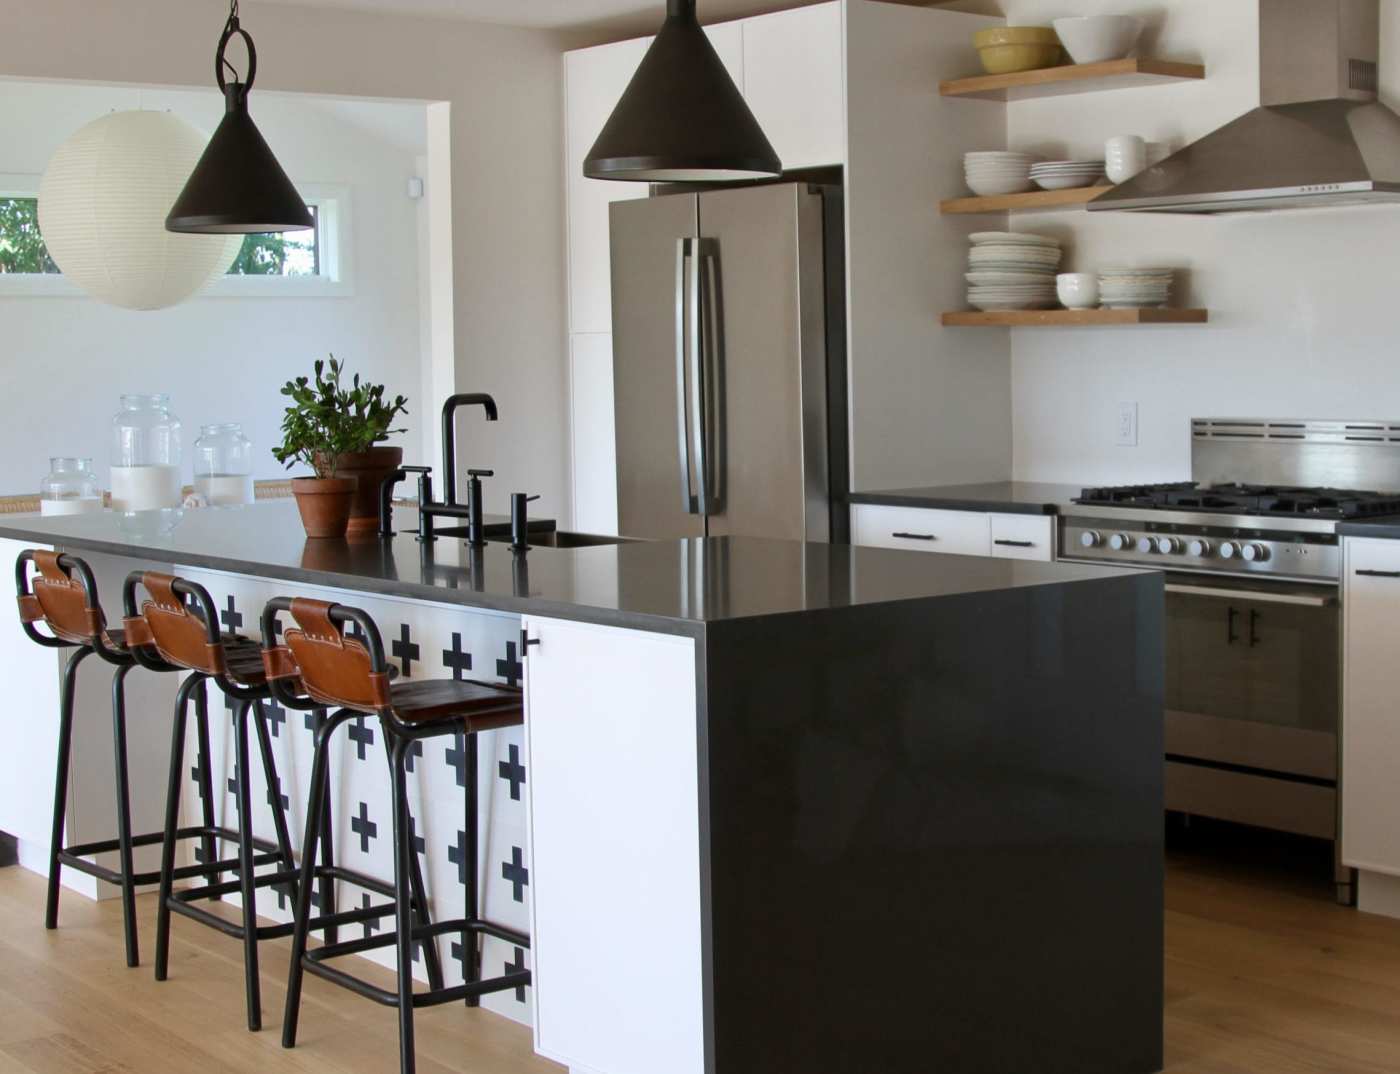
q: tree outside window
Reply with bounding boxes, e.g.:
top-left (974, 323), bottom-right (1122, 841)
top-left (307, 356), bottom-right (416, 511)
top-left (0, 197), bottom-right (59, 274)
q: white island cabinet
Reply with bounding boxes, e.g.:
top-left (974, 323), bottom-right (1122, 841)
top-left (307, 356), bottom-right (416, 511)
top-left (523, 615), bottom-right (703, 1074)
top-left (851, 503), bottom-right (1055, 562)
top-left (1342, 537), bottom-right (1400, 914)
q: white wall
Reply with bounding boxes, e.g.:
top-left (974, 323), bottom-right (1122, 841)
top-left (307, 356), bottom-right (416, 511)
top-left (0, 79), bottom-right (425, 492)
top-left (0, 0), bottom-right (571, 518)
top-left (1002, 0), bottom-right (1400, 485)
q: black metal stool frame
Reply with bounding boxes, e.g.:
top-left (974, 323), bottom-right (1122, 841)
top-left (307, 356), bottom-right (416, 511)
top-left (265, 598), bottom-right (530, 1074)
top-left (125, 571), bottom-right (302, 1032)
top-left (15, 550), bottom-right (205, 969)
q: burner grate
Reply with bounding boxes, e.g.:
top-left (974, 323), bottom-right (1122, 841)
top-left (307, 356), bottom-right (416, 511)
top-left (1074, 482), bottom-right (1400, 519)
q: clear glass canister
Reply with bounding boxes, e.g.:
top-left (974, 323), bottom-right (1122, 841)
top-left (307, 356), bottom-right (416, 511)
top-left (39, 457), bottom-right (102, 516)
top-left (194, 423), bottom-right (255, 506)
top-left (110, 394), bottom-right (182, 511)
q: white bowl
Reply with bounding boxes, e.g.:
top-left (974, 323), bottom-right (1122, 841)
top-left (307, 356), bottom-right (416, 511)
top-left (1052, 15), bottom-right (1144, 64)
top-left (1056, 273), bottom-right (1100, 309)
top-left (1034, 173), bottom-right (1104, 190)
top-left (966, 176), bottom-right (1036, 196)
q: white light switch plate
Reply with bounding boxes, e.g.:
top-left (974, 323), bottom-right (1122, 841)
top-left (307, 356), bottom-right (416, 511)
top-left (1116, 402), bottom-right (1139, 447)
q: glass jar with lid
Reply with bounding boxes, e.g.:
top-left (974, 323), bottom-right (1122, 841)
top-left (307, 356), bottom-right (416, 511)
top-left (194, 423), bottom-right (255, 505)
top-left (110, 394), bottom-right (182, 511)
top-left (39, 457), bottom-right (103, 516)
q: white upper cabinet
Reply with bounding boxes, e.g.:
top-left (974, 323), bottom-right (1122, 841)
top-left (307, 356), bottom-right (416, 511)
top-left (563, 24), bottom-right (745, 335)
top-left (741, 2), bottom-right (845, 170)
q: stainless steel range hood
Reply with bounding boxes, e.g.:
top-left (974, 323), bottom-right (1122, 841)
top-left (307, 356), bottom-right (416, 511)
top-left (1090, 0), bottom-right (1400, 214)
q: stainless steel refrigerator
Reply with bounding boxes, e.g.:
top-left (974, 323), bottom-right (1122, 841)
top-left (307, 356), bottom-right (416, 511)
top-left (610, 181), bottom-right (848, 542)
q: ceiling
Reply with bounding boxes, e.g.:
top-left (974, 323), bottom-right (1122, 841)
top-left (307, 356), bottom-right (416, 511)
top-left (250, 0), bottom-right (995, 37)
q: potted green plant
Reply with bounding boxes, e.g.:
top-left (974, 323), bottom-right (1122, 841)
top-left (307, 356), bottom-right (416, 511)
top-left (274, 356), bottom-right (408, 538)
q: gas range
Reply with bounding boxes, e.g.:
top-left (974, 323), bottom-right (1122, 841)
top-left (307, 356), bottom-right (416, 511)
top-left (1057, 419), bottom-right (1400, 585)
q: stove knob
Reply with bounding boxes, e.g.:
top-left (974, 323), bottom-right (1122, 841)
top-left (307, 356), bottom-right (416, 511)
top-left (1079, 530), bottom-right (1102, 549)
top-left (1156, 537), bottom-right (1182, 555)
top-left (1136, 536), bottom-right (1157, 554)
top-left (1219, 542), bottom-right (1240, 559)
top-left (1241, 543), bottom-right (1270, 563)
top-left (1187, 538), bottom-right (1212, 558)
top-left (1108, 533), bottom-right (1132, 551)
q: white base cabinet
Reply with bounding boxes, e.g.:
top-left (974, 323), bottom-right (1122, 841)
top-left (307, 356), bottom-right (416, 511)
top-left (850, 503), bottom-right (1054, 562)
top-left (523, 615), bottom-right (704, 1074)
top-left (1342, 537), bottom-right (1400, 878)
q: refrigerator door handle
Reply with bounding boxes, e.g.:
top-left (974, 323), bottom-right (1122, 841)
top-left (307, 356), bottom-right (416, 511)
top-left (675, 238), bottom-right (700, 514)
top-left (696, 240), bottom-right (724, 515)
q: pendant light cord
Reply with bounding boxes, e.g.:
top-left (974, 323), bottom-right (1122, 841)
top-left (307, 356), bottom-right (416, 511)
top-left (216, 0), bottom-right (257, 95)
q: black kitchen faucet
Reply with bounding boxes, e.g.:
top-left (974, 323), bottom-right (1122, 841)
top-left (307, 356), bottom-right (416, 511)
top-left (377, 393), bottom-right (498, 544)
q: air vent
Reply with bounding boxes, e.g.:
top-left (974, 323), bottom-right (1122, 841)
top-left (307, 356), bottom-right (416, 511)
top-left (1350, 59), bottom-right (1379, 95)
top-left (1192, 418), bottom-right (1400, 444)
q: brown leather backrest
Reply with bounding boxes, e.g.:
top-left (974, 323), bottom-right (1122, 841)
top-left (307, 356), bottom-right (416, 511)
top-left (18, 551), bottom-right (104, 645)
top-left (282, 598), bottom-right (391, 713)
top-left (122, 572), bottom-right (227, 675)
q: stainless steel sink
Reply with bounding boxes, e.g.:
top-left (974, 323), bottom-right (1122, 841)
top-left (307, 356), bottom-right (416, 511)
top-left (487, 530), bottom-right (635, 549)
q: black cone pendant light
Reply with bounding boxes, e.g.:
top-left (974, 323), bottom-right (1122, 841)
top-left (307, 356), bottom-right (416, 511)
top-left (584, 0), bottom-right (782, 182)
top-left (167, 1), bottom-right (313, 234)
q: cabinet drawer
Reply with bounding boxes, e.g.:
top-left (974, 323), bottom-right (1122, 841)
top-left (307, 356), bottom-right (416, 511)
top-left (989, 514), bottom-right (1054, 561)
top-left (850, 504), bottom-right (990, 556)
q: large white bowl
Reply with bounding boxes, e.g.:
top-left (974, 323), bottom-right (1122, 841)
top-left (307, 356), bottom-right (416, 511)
top-left (1052, 15), bottom-right (1144, 64)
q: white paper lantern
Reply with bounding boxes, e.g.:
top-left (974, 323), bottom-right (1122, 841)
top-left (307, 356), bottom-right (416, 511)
top-left (38, 110), bottom-right (241, 311)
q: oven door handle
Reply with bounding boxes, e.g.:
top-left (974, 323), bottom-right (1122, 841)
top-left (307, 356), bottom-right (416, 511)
top-left (1164, 583), bottom-right (1338, 608)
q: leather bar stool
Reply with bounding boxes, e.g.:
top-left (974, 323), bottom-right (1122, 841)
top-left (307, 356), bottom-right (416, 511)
top-left (263, 597), bottom-right (530, 1074)
top-left (124, 570), bottom-right (301, 1031)
top-left (14, 550), bottom-right (193, 968)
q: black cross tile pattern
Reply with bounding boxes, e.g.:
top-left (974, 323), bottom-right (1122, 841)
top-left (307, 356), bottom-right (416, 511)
top-left (502, 846), bottom-right (529, 903)
top-left (266, 773), bottom-right (289, 812)
top-left (404, 739), bottom-right (424, 773)
top-left (351, 801), bottom-right (378, 854)
top-left (504, 946), bottom-right (529, 1003)
top-left (496, 641), bottom-right (522, 688)
top-left (273, 877), bottom-right (294, 911)
top-left (220, 593), bottom-right (242, 634)
top-left (360, 893), bottom-right (384, 941)
top-left (445, 733), bottom-right (469, 788)
top-left (408, 816), bottom-right (426, 856)
top-left (269, 615), bottom-right (284, 642)
top-left (392, 623), bottom-right (420, 678)
top-left (193, 843), bottom-right (209, 865)
top-left (448, 829), bottom-right (470, 885)
top-left (449, 937), bottom-right (473, 978)
top-left (348, 715), bottom-right (375, 761)
top-left (190, 755), bottom-right (205, 793)
top-left (498, 744), bottom-right (526, 801)
top-left (226, 764), bottom-right (241, 810)
top-left (345, 620), bottom-right (367, 644)
top-left (442, 632), bottom-right (473, 681)
top-left (304, 710), bottom-right (321, 735)
top-left (263, 697), bottom-right (287, 738)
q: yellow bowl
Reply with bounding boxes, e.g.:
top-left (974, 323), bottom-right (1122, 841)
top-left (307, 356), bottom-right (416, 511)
top-left (973, 26), bottom-right (1060, 49)
top-left (977, 42), bottom-right (1064, 75)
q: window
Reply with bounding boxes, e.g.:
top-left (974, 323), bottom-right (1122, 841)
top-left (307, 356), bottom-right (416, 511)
top-left (0, 197), bottom-right (58, 274)
top-left (0, 176), bottom-right (352, 298)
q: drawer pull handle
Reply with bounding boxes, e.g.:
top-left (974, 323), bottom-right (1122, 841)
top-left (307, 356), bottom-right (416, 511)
top-left (1357, 569), bottom-right (1400, 579)
top-left (994, 539), bottom-right (1035, 548)
top-left (892, 532), bottom-right (936, 542)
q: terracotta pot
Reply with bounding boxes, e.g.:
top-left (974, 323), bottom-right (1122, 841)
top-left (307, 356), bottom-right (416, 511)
top-left (291, 477), bottom-right (355, 539)
top-left (331, 445), bottom-right (404, 535)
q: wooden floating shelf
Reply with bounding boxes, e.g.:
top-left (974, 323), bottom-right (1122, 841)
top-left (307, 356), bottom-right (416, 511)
top-left (940, 184), bottom-right (1112, 214)
top-left (942, 309), bottom-right (1209, 327)
top-left (940, 58), bottom-right (1205, 101)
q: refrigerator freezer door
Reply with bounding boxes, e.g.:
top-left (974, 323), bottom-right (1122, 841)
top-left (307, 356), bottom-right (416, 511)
top-left (698, 184), bottom-right (830, 542)
top-left (610, 193), bottom-right (705, 540)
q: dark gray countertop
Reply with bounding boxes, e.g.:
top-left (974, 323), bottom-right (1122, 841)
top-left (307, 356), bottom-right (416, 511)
top-left (847, 482), bottom-right (1082, 516)
top-left (0, 500), bottom-right (1140, 633)
top-left (1338, 519), bottom-right (1400, 540)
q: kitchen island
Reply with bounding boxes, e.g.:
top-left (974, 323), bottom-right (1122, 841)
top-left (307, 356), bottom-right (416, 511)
top-left (0, 501), bottom-right (1164, 1074)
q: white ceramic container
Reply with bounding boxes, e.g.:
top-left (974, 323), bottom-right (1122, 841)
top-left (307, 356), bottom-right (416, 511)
top-left (1057, 273), bottom-right (1101, 309)
top-left (1052, 16), bottom-right (1144, 64)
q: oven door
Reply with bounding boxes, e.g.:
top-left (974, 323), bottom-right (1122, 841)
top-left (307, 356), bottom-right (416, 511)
top-left (1163, 574), bottom-right (1339, 838)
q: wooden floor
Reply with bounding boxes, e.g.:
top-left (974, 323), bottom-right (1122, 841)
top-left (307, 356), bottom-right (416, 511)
top-left (3, 826), bottom-right (1400, 1073)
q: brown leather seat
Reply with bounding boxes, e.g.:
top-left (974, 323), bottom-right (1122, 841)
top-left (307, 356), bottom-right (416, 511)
top-left (266, 597), bottom-right (522, 728)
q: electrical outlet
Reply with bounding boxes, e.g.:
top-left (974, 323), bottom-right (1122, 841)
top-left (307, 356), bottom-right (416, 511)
top-left (1116, 402), bottom-right (1139, 447)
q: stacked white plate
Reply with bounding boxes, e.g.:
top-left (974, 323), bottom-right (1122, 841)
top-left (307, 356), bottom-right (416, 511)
top-left (964, 151), bottom-right (1037, 196)
top-left (1098, 267), bottom-right (1174, 309)
top-left (1029, 159), bottom-right (1107, 191)
top-left (966, 232), bottom-right (1062, 310)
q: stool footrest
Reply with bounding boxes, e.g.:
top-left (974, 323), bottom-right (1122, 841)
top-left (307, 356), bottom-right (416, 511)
top-left (173, 866), bottom-right (299, 905)
top-left (164, 891), bottom-right (299, 942)
top-left (301, 953), bottom-right (532, 1010)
